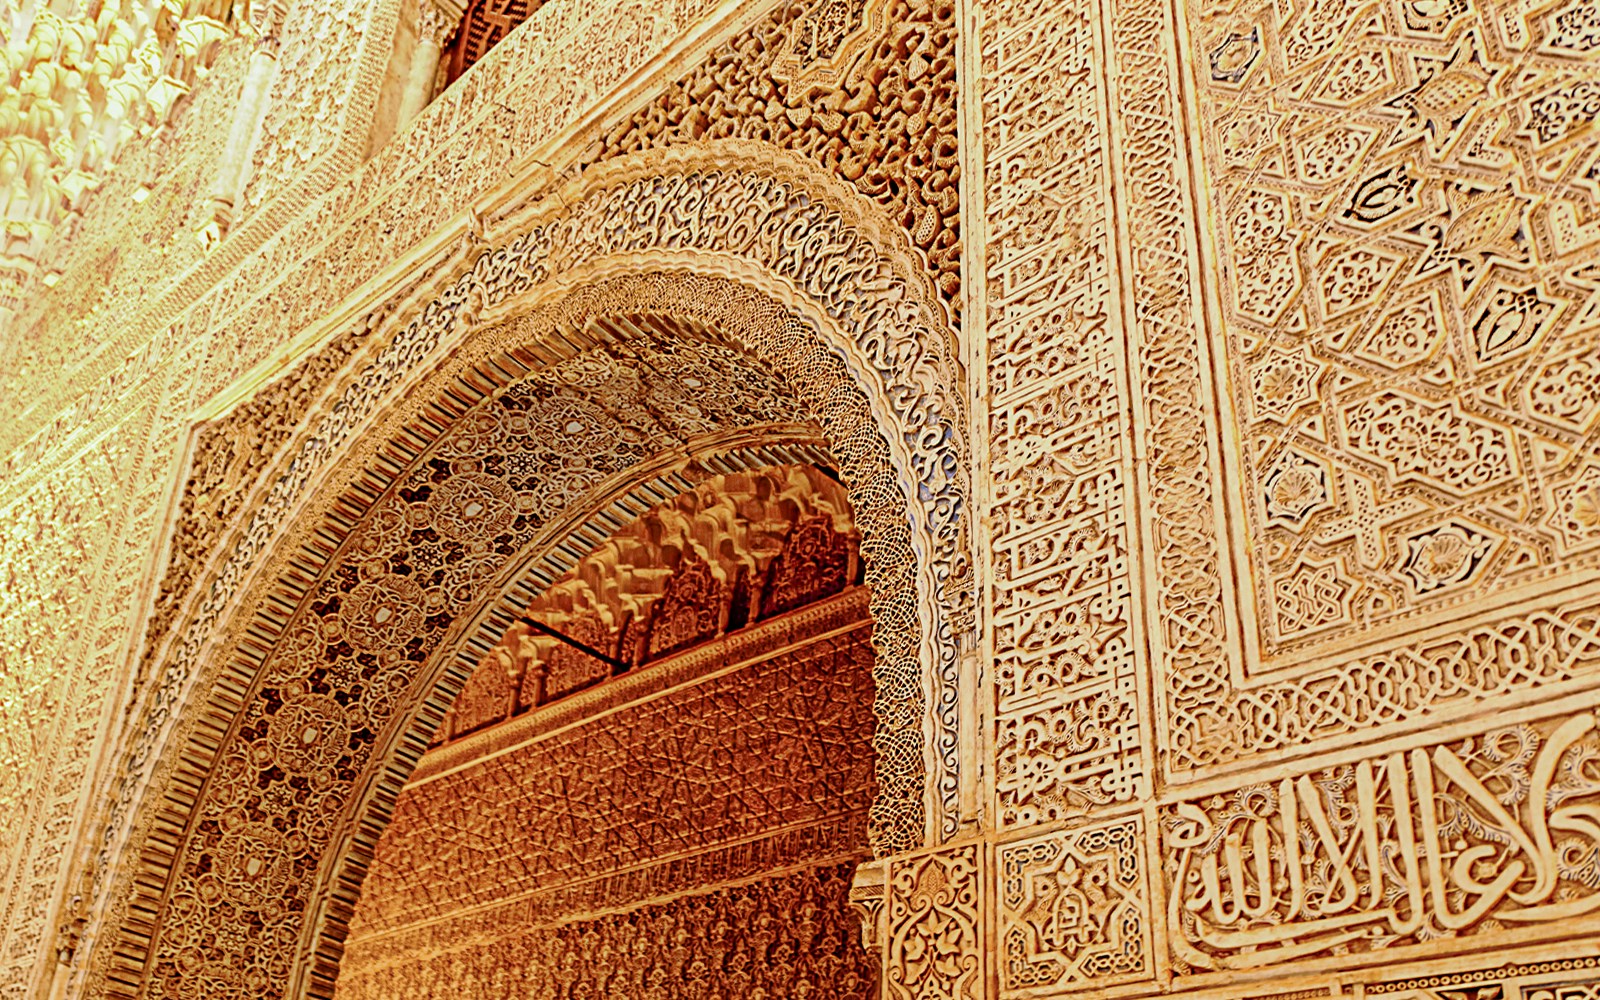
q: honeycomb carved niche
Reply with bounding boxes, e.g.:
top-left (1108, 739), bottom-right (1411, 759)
top-left (437, 465), bottom-right (863, 740)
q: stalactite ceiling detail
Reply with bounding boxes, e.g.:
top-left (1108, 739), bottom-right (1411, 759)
top-left (438, 464), bottom-right (862, 742)
top-left (1, 0), bottom-right (243, 265)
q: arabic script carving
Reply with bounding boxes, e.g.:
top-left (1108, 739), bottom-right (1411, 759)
top-left (1164, 711), bottom-right (1600, 972)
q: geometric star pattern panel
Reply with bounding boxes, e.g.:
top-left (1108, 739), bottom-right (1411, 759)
top-left (1199, 0), bottom-right (1600, 664)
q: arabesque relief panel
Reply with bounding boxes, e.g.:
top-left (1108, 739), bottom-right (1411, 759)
top-left (1194, 0), bottom-right (1600, 670)
top-left (978, 0), bottom-right (1600, 989)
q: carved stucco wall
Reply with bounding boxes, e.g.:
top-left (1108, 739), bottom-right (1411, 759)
top-left (956, 0), bottom-right (1600, 996)
top-left (0, 0), bottom-right (1595, 995)
top-left (0, 0), bottom-right (960, 992)
top-left (339, 631), bottom-right (882, 997)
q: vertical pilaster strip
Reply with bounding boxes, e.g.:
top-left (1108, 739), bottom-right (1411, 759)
top-left (956, 0), bottom-right (992, 838)
top-left (980, 0), bottom-right (1147, 835)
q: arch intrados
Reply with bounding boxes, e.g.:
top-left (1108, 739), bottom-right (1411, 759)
top-left (313, 447), bottom-right (858, 991)
top-left (107, 275), bottom-right (942, 1000)
top-left (286, 295), bottom-right (924, 997)
top-left (96, 143), bottom-right (970, 1000)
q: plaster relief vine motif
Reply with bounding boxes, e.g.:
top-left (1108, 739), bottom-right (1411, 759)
top-left (589, 0), bottom-right (962, 311)
top-left (1163, 710), bottom-right (1600, 973)
top-left (983, 0), bottom-right (1144, 827)
top-left (0, 0), bottom-right (704, 466)
top-left (238, 0), bottom-right (376, 211)
top-left (203, 0), bottom-right (717, 395)
top-left (135, 322), bottom-right (375, 697)
top-left (0, 435), bottom-right (142, 991)
top-left (1194, 0), bottom-right (1600, 660)
top-left (885, 845), bottom-right (983, 1000)
top-left (4, 0), bottom-right (961, 491)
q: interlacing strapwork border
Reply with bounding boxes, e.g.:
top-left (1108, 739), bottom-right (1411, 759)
top-left (998, 817), bottom-right (1152, 997)
top-left (977, 0), bottom-right (1600, 987)
top-left (982, 0), bottom-right (1147, 831)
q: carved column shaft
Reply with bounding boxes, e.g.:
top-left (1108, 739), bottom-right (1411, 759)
top-left (199, 37), bottom-right (279, 244)
top-left (396, 0), bottom-right (464, 126)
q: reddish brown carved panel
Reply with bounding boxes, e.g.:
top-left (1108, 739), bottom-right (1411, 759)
top-left (347, 624), bottom-right (877, 939)
top-left (645, 553), bottom-right (724, 660)
top-left (337, 861), bottom-right (878, 1000)
top-left (762, 513), bottom-right (857, 619)
top-left (445, 0), bottom-right (549, 82)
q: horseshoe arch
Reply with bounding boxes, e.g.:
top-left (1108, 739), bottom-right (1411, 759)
top-left (90, 142), bottom-right (972, 999)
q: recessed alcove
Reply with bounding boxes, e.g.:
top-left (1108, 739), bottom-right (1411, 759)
top-left (334, 466), bottom-right (880, 997)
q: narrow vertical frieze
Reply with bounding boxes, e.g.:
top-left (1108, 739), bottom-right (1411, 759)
top-left (980, 0), bottom-right (1148, 843)
top-left (962, 0), bottom-right (1163, 992)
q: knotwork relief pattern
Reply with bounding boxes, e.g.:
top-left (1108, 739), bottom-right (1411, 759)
top-left (591, 0), bottom-right (961, 311)
top-left (982, 0), bottom-right (1145, 832)
top-left (187, 0), bottom-right (959, 406)
top-left (998, 817), bottom-right (1153, 997)
top-left (1195, 0), bottom-right (1600, 664)
top-left (237, 0), bottom-right (388, 212)
top-left (0, 434), bottom-right (149, 993)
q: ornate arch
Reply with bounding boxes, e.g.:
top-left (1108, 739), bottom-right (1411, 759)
top-left (89, 142), bottom-right (970, 999)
